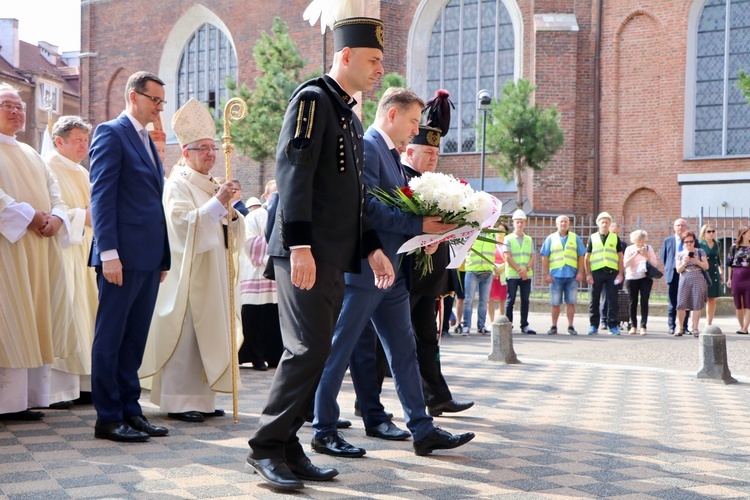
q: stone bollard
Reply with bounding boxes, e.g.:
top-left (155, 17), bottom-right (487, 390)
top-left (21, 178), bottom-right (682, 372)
top-left (489, 315), bottom-right (519, 364)
top-left (697, 325), bottom-right (737, 384)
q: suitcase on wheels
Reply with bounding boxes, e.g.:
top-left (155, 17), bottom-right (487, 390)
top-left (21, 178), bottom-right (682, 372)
top-left (617, 289), bottom-right (630, 323)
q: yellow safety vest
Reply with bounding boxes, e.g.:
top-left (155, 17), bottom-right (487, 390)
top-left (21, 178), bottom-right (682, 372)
top-left (465, 236), bottom-right (496, 272)
top-left (505, 234), bottom-right (534, 279)
top-left (549, 232), bottom-right (579, 271)
top-left (589, 232), bottom-right (619, 271)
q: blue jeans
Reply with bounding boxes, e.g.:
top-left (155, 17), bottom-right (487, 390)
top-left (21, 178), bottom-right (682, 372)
top-left (550, 276), bottom-right (578, 306)
top-left (462, 271), bottom-right (492, 329)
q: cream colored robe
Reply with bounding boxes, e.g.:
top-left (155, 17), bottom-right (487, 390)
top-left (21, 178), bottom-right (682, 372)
top-left (0, 140), bottom-right (76, 369)
top-left (45, 151), bottom-right (97, 377)
top-left (140, 165), bottom-right (243, 394)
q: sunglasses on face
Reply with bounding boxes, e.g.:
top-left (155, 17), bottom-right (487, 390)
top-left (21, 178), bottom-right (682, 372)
top-left (683, 240), bottom-right (695, 244)
top-left (706, 230), bottom-right (716, 234)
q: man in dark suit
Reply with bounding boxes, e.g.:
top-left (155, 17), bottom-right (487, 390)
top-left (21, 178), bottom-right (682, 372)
top-left (88, 71), bottom-right (171, 443)
top-left (230, 180), bottom-right (249, 216)
top-left (311, 87), bottom-right (474, 459)
top-left (245, 18), bottom-right (394, 491)
top-left (661, 218), bottom-right (689, 334)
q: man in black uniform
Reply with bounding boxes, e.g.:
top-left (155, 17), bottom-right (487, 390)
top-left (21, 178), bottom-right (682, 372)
top-left (246, 17), bottom-right (394, 490)
top-left (403, 90), bottom-right (474, 418)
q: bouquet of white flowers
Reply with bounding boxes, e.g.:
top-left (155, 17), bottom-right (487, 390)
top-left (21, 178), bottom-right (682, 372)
top-left (371, 171), bottom-right (501, 276)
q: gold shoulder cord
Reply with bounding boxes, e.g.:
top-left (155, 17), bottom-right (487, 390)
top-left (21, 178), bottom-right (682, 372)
top-left (294, 100), bottom-right (316, 139)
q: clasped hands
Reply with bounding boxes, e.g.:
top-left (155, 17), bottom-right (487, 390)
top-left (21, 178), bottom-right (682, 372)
top-left (28, 210), bottom-right (62, 237)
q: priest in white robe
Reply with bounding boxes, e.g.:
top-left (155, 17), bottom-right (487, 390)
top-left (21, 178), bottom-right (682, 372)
top-left (44, 116), bottom-right (97, 406)
top-left (139, 98), bottom-right (243, 423)
top-left (0, 84), bottom-right (75, 421)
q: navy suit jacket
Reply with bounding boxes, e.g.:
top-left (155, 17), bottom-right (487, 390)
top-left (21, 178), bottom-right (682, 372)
top-left (88, 112), bottom-right (170, 272)
top-left (660, 235), bottom-right (679, 284)
top-left (346, 127), bottom-right (422, 290)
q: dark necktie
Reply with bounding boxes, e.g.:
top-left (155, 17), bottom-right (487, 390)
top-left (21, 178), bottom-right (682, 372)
top-left (677, 237), bottom-right (683, 253)
top-left (390, 148), bottom-right (406, 185)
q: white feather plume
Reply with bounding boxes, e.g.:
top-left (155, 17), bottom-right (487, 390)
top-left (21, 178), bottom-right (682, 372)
top-left (303, 0), bottom-right (365, 34)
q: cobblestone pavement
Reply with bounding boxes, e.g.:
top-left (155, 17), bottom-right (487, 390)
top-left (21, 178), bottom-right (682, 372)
top-left (2, 313), bottom-right (750, 499)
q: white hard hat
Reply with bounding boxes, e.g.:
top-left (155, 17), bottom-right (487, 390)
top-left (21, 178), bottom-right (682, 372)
top-left (512, 209), bottom-right (527, 220)
top-left (596, 212), bottom-right (613, 223)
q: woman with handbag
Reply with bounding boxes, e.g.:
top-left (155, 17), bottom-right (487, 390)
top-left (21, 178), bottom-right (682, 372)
top-left (699, 224), bottom-right (723, 326)
top-left (623, 230), bottom-right (659, 335)
top-left (726, 226), bottom-right (750, 335)
top-left (676, 232), bottom-right (709, 337)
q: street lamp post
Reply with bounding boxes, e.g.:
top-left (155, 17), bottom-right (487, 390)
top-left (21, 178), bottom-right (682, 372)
top-left (477, 89), bottom-right (492, 191)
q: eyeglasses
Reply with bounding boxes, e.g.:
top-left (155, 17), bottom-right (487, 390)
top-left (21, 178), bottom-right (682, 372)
top-left (683, 240), bottom-right (695, 244)
top-left (135, 91), bottom-right (167, 106)
top-left (0, 102), bottom-right (26, 112)
top-left (706, 230), bottom-right (716, 233)
top-left (186, 146), bottom-right (219, 153)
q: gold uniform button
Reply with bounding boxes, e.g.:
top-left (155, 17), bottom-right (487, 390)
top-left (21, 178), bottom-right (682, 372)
top-left (343, 124), bottom-right (347, 130)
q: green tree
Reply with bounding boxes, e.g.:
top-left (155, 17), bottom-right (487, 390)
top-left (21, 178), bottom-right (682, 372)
top-left (739, 70), bottom-right (750, 104)
top-left (221, 18), bottom-right (308, 166)
top-left (361, 73), bottom-right (406, 129)
top-left (482, 78), bottom-right (564, 208)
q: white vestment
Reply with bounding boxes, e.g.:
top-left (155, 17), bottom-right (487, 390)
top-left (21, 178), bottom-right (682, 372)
top-left (0, 134), bottom-right (75, 413)
top-left (140, 165), bottom-right (243, 412)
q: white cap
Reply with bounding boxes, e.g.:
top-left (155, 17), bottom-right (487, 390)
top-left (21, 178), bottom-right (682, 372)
top-left (172, 98), bottom-right (216, 148)
top-left (512, 209), bottom-right (527, 220)
top-left (246, 196), bottom-right (262, 208)
top-left (596, 212), bottom-right (613, 223)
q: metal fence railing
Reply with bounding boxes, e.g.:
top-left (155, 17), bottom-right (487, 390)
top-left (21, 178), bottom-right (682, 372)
top-left (513, 208), bottom-right (750, 296)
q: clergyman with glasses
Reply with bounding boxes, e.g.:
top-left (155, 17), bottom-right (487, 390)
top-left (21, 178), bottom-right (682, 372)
top-left (88, 71), bottom-right (171, 442)
top-left (139, 98), bottom-right (242, 424)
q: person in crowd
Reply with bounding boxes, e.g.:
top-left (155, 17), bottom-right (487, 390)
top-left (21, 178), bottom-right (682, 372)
top-left (727, 226), bottom-right (750, 335)
top-left (230, 179), bottom-right (249, 216)
top-left (461, 229), bottom-right (496, 335)
top-left (540, 215), bottom-right (585, 335)
top-left (44, 116), bottom-right (97, 406)
top-left (402, 104), bottom-right (473, 417)
top-left (503, 210), bottom-right (537, 334)
top-left (88, 71), bottom-right (171, 442)
top-left (600, 221), bottom-right (627, 330)
top-left (584, 212), bottom-right (624, 335)
top-left (312, 87), bottom-right (473, 462)
top-left (239, 181), bottom-right (283, 371)
top-left (139, 98), bottom-right (242, 423)
top-left (699, 224), bottom-right (723, 326)
top-left (0, 84), bottom-right (75, 421)
top-left (246, 17), bottom-right (394, 490)
top-left (623, 230), bottom-right (659, 335)
top-left (675, 231), bottom-right (708, 337)
top-left (662, 218), bottom-right (690, 334)
top-left (488, 223), bottom-right (508, 324)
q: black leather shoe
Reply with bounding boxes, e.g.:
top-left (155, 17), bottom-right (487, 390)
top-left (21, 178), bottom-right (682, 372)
top-left (94, 421), bottom-right (149, 442)
top-left (73, 392), bottom-right (93, 405)
top-left (199, 408), bottom-right (225, 418)
top-left (311, 432), bottom-right (366, 458)
top-left (337, 418), bottom-right (352, 429)
top-left (0, 409), bottom-right (44, 421)
top-left (428, 399), bottom-right (475, 417)
top-left (168, 411), bottom-right (204, 422)
top-left (365, 420), bottom-right (410, 441)
top-left (252, 361), bottom-right (269, 371)
top-left (246, 457), bottom-right (304, 490)
top-left (125, 415), bottom-right (169, 436)
top-left (287, 455), bottom-right (338, 481)
top-left (413, 427), bottom-right (475, 456)
top-left (48, 400), bottom-right (74, 410)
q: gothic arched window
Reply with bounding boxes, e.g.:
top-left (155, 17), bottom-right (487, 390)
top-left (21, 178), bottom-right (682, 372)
top-left (693, 0), bottom-right (750, 157)
top-left (177, 23), bottom-right (238, 117)
top-left (427, 0), bottom-right (516, 153)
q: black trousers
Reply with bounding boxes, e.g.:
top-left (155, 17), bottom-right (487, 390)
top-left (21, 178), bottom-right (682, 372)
top-left (590, 269), bottom-right (618, 328)
top-left (505, 278), bottom-right (531, 328)
top-left (410, 294), bottom-right (452, 407)
top-left (626, 277), bottom-right (653, 328)
top-left (248, 258), bottom-right (344, 460)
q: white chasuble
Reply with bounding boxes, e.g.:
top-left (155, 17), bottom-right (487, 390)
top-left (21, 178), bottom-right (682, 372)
top-left (45, 151), bottom-right (97, 377)
top-left (0, 142), bottom-right (76, 369)
top-left (140, 165), bottom-right (243, 399)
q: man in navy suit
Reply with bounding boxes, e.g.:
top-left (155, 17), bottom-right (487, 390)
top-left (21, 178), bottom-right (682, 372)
top-left (661, 218), bottom-right (689, 334)
top-left (88, 71), bottom-right (171, 442)
top-left (312, 87), bottom-right (475, 458)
